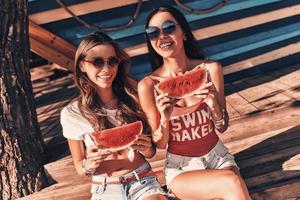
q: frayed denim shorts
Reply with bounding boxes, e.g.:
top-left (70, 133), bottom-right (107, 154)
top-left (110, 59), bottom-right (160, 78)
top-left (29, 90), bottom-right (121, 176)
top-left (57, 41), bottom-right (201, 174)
top-left (164, 140), bottom-right (238, 186)
top-left (90, 162), bottom-right (165, 200)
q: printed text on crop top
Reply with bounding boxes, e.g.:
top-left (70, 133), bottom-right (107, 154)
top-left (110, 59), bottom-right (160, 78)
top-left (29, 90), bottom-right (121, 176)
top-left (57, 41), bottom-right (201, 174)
top-left (168, 102), bottom-right (219, 156)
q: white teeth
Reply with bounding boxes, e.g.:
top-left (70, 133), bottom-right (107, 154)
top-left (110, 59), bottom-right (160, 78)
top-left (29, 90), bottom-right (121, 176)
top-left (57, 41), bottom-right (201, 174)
top-left (159, 42), bottom-right (172, 48)
top-left (98, 75), bottom-right (111, 80)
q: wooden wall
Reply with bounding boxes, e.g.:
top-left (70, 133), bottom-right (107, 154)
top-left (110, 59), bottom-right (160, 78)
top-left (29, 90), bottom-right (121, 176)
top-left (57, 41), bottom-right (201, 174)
top-left (28, 0), bottom-right (300, 82)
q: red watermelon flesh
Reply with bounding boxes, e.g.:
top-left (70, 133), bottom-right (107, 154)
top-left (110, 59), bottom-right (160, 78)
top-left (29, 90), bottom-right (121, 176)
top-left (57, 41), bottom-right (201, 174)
top-left (92, 121), bottom-right (143, 151)
top-left (157, 67), bottom-right (207, 99)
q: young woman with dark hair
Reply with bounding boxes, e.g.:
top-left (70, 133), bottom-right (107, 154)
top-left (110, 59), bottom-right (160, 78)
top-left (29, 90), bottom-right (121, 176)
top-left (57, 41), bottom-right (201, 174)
top-left (138, 6), bottom-right (251, 200)
top-left (60, 31), bottom-right (167, 200)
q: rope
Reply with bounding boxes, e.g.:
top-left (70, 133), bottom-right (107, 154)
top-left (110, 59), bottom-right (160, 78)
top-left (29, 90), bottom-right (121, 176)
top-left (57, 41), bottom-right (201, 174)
top-left (173, 0), bottom-right (228, 14)
top-left (55, 0), bottom-right (143, 32)
top-left (55, 0), bottom-right (227, 32)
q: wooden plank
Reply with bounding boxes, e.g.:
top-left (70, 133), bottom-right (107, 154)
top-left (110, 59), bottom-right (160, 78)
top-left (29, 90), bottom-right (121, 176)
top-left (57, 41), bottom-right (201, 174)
top-left (29, 0), bottom-right (148, 25)
top-left (223, 41), bottom-right (300, 75)
top-left (231, 126), bottom-right (300, 161)
top-left (220, 105), bottom-right (300, 144)
top-left (224, 126), bottom-right (298, 155)
top-left (273, 69), bottom-right (300, 98)
top-left (29, 21), bottom-right (76, 71)
top-left (36, 98), bottom-right (71, 116)
top-left (126, 4), bottom-right (300, 57)
top-left (245, 169), bottom-right (300, 192)
top-left (29, 21), bottom-right (75, 58)
top-left (232, 80), bottom-right (273, 110)
top-left (254, 73), bottom-right (300, 102)
top-left (33, 76), bottom-right (73, 94)
top-left (225, 91), bottom-right (258, 116)
top-left (239, 144), bottom-right (300, 170)
top-left (193, 4), bottom-right (300, 41)
top-left (19, 182), bottom-right (91, 200)
top-left (226, 101), bottom-right (241, 120)
top-left (251, 181), bottom-right (300, 200)
top-left (241, 77), bottom-right (291, 110)
top-left (210, 28), bottom-right (300, 60)
top-left (43, 156), bottom-right (89, 184)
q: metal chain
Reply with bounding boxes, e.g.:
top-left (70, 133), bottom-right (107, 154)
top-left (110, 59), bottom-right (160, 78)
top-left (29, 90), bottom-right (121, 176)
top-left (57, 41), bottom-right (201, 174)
top-left (173, 0), bottom-right (228, 14)
top-left (55, 0), bottom-right (143, 32)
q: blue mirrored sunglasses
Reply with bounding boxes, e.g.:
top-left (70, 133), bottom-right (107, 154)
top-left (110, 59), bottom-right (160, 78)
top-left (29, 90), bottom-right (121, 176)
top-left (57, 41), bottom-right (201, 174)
top-left (145, 20), bottom-right (177, 40)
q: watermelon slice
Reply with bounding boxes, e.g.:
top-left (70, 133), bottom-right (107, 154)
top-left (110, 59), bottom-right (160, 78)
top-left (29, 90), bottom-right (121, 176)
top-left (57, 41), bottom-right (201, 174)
top-left (92, 121), bottom-right (143, 152)
top-left (157, 66), bottom-right (207, 99)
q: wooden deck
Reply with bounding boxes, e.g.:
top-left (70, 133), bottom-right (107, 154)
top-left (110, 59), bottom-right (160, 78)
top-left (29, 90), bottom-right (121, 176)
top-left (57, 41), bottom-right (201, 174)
top-left (19, 63), bottom-right (300, 200)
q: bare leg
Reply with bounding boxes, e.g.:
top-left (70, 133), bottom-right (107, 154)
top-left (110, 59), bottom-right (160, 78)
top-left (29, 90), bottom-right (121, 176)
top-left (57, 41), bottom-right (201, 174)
top-left (223, 166), bottom-right (251, 200)
top-left (169, 169), bottom-right (251, 200)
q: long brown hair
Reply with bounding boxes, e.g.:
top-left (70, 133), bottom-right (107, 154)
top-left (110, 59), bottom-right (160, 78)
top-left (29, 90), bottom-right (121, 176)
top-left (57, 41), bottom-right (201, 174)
top-left (145, 6), bottom-right (205, 71)
top-left (73, 31), bottom-right (150, 134)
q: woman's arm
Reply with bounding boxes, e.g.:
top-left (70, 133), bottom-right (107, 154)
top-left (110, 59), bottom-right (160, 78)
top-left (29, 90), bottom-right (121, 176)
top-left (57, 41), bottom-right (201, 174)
top-left (67, 139), bottom-right (87, 176)
top-left (138, 77), bottom-right (170, 149)
top-left (67, 139), bottom-right (110, 176)
top-left (207, 61), bottom-right (229, 132)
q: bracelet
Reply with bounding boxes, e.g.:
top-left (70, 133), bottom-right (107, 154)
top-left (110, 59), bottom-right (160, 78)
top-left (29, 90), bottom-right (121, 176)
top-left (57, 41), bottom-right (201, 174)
top-left (82, 158), bottom-right (95, 177)
top-left (152, 121), bottom-right (168, 142)
top-left (153, 127), bottom-right (163, 142)
top-left (212, 109), bottom-right (226, 128)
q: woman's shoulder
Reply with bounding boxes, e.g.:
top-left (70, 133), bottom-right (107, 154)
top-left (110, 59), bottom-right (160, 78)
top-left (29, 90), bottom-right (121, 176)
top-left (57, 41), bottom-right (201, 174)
top-left (203, 60), bottom-right (222, 72)
top-left (60, 100), bottom-right (82, 119)
top-left (192, 59), bottom-right (220, 69)
top-left (191, 59), bottom-right (222, 76)
top-left (138, 74), bottom-right (158, 92)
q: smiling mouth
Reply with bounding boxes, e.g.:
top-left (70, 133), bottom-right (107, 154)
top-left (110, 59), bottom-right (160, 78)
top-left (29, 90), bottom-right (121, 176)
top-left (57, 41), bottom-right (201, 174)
top-left (159, 41), bottom-right (173, 49)
top-left (97, 74), bottom-right (112, 80)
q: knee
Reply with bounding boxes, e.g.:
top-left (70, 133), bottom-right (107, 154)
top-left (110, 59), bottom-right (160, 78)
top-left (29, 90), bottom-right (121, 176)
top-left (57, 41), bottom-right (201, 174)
top-left (222, 170), bottom-right (250, 200)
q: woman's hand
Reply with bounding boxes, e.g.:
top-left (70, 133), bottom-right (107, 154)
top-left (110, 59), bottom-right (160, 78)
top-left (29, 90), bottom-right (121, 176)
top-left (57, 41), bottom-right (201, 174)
top-left (154, 88), bottom-right (178, 123)
top-left (195, 70), bottom-right (224, 121)
top-left (130, 134), bottom-right (154, 158)
top-left (85, 145), bottom-right (111, 172)
top-left (194, 81), bottom-right (220, 110)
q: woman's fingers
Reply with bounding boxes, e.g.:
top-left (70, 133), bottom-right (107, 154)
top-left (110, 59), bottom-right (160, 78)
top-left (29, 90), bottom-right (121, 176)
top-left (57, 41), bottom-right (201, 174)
top-left (155, 93), bottom-right (168, 104)
top-left (201, 82), bottom-right (213, 89)
top-left (86, 145), bottom-right (111, 168)
top-left (134, 135), bottom-right (151, 146)
top-left (90, 153), bottom-right (110, 161)
top-left (195, 89), bottom-right (210, 95)
top-left (86, 145), bottom-right (99, 155)
top-left (157, 96), bottom-right (172, 106)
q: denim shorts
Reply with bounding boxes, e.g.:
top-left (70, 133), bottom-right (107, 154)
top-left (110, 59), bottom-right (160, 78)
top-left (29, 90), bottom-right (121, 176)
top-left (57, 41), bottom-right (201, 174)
top-left (90, 162), bottom-right (166, 200)
top-left (164, 140), bottom-right (238, 186)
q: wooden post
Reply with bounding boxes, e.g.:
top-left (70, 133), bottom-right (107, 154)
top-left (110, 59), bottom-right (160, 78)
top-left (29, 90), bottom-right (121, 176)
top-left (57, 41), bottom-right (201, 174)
top-left (29, 21), bottom-right (76, 71)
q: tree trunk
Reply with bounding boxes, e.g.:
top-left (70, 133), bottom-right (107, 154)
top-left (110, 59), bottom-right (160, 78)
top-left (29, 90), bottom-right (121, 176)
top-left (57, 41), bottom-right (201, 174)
top-left (0, 0), bottom-right (48, 199)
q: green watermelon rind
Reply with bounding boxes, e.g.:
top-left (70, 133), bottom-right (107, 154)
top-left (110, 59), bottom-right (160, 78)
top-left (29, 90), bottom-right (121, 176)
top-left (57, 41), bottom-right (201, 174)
top-left (157, 67), bottom-right (207, 99)
top-left (93, 121), bottom-right (143, 151)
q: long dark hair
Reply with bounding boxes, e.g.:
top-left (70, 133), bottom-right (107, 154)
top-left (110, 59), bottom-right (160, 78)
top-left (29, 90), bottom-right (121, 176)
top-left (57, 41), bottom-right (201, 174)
top-left (145, 6), bottom-right (205, 71)
top-left (73, 31), bottom-right (150, 134)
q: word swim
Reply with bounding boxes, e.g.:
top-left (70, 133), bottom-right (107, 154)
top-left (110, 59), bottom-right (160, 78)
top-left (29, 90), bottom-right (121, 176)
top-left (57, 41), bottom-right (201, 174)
top-left (170, 107), bottom-right (214, 142)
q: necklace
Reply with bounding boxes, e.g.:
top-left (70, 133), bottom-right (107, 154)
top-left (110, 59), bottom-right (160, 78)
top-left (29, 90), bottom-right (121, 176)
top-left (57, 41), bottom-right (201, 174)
top-left (102, 97), bottom-right (118, 110)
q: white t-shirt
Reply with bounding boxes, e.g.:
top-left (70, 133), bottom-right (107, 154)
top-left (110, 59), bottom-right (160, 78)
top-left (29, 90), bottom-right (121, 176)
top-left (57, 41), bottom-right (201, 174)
top-left (60, 101), bottom-right (123, 147)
